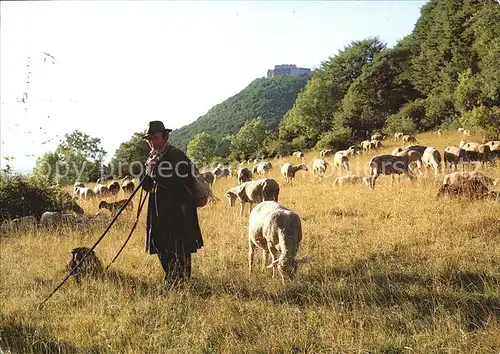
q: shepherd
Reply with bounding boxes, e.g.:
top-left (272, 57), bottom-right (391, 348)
top-left (142, 120), bottom-right (204, 286)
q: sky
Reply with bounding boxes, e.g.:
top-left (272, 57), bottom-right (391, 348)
top-left (0, 0), bottom-right (427, 173)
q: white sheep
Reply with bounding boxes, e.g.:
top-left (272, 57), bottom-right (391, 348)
top-left (312, 159), bottom-right (328, 179)
top-left (224, 178), bottom-right (280, 216)
top-left (40, 212), bottom-right (77, 228)
top-left (9, 216), bottom-right (38, 232)
top-left (443, 171), bottom-right (495, 186)
top-left (248, 201), bottom-right (308, 282)
top-left (93, 184), bottom-right (109, 196)
top-left (74, 186), bottom-right (95, 200)
top-left (333, 152), bottom-right (350, 175)
top-left (421, 147), bottom-right (442, 177)
top-left (280, 163), bottom-right (308, 184)
top-left (333, 175), bottom-right (370, 187)
top-left (292, 151), bottom-right (305, 161)
top-left (255, 162), bottom-right (273, 176)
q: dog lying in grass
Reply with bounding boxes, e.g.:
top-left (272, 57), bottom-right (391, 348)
top-left (67, 247), bottom-right (104, 284)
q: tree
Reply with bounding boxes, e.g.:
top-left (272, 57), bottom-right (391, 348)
top-left (279, 38), bottom-right (385, 146)
top-left (187, 132), bottom-right (217, 168)
top-left (34, 130), bottom-right (107, 185)
top-left (459, 105), bottom-right (500, 140)
top-left (230, 117), bottom-right (268, 159)
top-left (109, 132), bottom-right (150, 177)
top-left (333, 46), bottom-right (422, 139)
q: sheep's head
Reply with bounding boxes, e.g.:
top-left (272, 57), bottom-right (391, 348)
top-left (362, 177), bottom-right (371, 187)
top-left (98, 201), bottom-right (107, 209)
top-left (224, 191), bottom-right (237, 207)
top-left (267, 256), bottom-right (309, 280)
top-left (300, 164), bottom-right (308, 171)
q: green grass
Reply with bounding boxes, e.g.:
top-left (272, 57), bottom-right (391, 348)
top-left (1, 131), bottom-right (499, 353)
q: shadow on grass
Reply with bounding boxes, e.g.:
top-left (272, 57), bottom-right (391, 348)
top-left (185, 247), bottom-right (499, 332)
top-left (0, 315), bottom-right (102, 354)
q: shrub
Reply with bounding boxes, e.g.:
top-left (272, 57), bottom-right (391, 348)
top-left (0, 175), bottom-right (76, 222)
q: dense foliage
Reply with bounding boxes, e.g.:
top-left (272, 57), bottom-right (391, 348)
top-left (169, 76), bottom-right (309, 152)
top-left (114, 0), bottom-right (499, 165)
top-left (34, 130), bottom-right (107, 185)
top-left (277, 0), bottom-right (500, 151)
top-left (0, 174), bottom-right (76, 221)
top-left (109, 132), bottom-right (150, 177)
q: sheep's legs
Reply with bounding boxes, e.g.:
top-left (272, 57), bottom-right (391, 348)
top-left (239, 202), bottom-right (245, 217)
top-left (261, 249), bottom-right (268, 270)
top-left (267, 243), bottom-right (279, 278)
top-left (248, 241), bottom-right (257, 273)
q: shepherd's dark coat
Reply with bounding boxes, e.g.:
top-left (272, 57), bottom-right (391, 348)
top-left (142, 144), bottom-right (203, 255)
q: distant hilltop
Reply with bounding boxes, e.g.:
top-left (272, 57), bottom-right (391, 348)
top-left (267, 64), bottom-right (311, 78)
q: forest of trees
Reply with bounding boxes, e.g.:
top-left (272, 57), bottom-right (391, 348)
top-left (169, 75), bottom-right (309, 152)
top-left (112, 0), bottom-right (500, 170)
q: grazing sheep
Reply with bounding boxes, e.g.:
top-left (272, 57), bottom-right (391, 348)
top-left (458, 128), bottom-right (465, 133)
top-left (10, 216), bottom-right (38, 231)
top-left (485, 141), bottom-right (500, 159)
top-left (122, 180), bottom-right (135, 194)
top-left (255, 162), bottom-right (273, 176)
top-left (280, 163), bottom-right (308, 184)
top-left (371, 133), bottom-right (385, 141)
top-left (213, 167), bottom-right (230, 179)
top-left (402, 135), bottom-right (418, 145)
top-left (437, 179), bottom-right (489, 200)
top-left (199, 172), bottom-right (215, 186)
top-left (361, 140), bottom-right (374, 153)
top-left (442, 171), bottom-right (495, 186)
top-left (74, 182), bottom-right (85, 190)
top-left (319, 149), bottom-right (335, 158)
top-left (336, 146), bottom-right (356, 157)
top-left (107, 181), bottom-right (121, 196)
top-left (74, 186), bottom-right (95, 200)
top-left (66, 247), bottom-right (104, 285)
top-left (248, 201), bottom-right (308, 282)
top-left (333, 152), bottom-right (350, 175)
top-left (391, 147), bottom-right (405, 156)
top-left (237, 167), bottom-right (253, 185)
top-left (443, 146), bottom-right (466, 170)
top-left (372, 140), bottom-right (383, 149)
top-left (224, 178), bottom-right (280, 216)
top-left (367, 155), bottom-right (416, 189)
top-left (405, 145), bottom-right (428, 155)
top-left (312, 159), bottom-right (328, 179)
top-left (96, 175), bottom-right (113, 184)
top-left (93, 184), bottom-right (109, 196)
top-left (333, 175), bottom-right (370, 187)
top-left (395, 149), bottom-right (423, 173)
top-left (40, 212), bottom-right (77, 228)
top-left (394, 132), bottom-right (404, 141)
top-left (421, 147), bottom-right (442, 177)
top-left (292, 151), bottom-right (305, 161)
top-left (98, 199), bottom-right (133, 214)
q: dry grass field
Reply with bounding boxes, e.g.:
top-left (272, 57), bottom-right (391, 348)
top-left (1, 131), bottom-right (499, 353)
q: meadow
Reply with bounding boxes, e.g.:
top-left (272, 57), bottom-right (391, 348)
top-left (1, 132), bottom-right (499, 353)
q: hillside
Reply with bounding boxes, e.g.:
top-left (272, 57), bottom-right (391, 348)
top-left (169, 76), bottom-right (309, 152)
top-left (279, 0), bottom-right (500, 151)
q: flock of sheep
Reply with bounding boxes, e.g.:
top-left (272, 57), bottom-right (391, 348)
top-left (3, 130), bottom-right (499, 283)
top-left (194, 130), bottom-right (499, 282)
top-left (2, 176), bottom-right (138, 233)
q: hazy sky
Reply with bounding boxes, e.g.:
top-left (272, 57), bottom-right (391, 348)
top-left (0, 0), bottom-right (427, 172)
